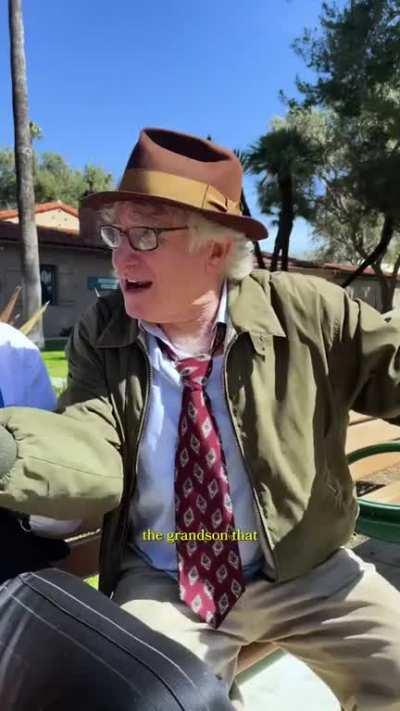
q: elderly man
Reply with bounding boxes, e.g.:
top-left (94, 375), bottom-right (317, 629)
top-left (1, 128), bottom-right (400, 710)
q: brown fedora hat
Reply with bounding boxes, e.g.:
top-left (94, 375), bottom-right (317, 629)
top-left (81, 128), bottom-right (268, 241)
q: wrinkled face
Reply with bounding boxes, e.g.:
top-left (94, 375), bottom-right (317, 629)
top-left (110, 201), bottom-right (229, 324)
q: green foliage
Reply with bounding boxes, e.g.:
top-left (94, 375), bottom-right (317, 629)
top-left (0, 149), bottom-right (17, 208)
top-left (29, 122), bottom-right (43, 141)
top-left (290, 0), bottom-right (400, 296)
top-left (293, 0), bottom-right (400, 120)
top-left (350, 153), bottom-right (400, 217)
top-left (293, 0), bottom-right (400, 224)
top-left (0, 148), bottom-right (114, 209)
top-left (242, 107), bottom-right (327, 223)
top-left (312, 200), bottom-right (382, 262)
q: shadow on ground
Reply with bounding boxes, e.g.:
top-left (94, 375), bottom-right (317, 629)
top-left (352, 535), bottom-right (400, 589)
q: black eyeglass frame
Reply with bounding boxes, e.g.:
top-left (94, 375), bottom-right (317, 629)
top-left (99, 224), bottom-right (189, 252)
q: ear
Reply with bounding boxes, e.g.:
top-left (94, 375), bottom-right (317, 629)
top-left (207, 240), bottom-right (232, 270)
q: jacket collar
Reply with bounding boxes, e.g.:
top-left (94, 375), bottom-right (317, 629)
top-left (96, 291), bottom-right (139, 348)
top-left (96, 271), bottom-right (286, 349)
top-left (227, 272), bottom-right (286, 338)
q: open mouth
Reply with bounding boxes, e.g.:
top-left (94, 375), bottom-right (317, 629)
top-left (124, 278), bottom-right (152, 292)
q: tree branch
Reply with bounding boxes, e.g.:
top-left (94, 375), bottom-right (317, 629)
top-left (341, 214), bottom-right (395, 288)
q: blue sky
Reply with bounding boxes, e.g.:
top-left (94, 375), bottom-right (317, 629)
top-left (0, 0), bottom-right (327, 256)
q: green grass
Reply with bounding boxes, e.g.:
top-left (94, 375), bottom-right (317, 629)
top-left (85, 575), bottom-right (99, 589)
top-left (41, 350), bottom-right (68, 379)
top-left (44, 338), bottom-right (69, 351)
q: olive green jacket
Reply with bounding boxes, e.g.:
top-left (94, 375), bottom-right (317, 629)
top-left (1, 270), bottom-right (400, 595)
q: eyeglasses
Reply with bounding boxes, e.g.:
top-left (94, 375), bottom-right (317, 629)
top-left (99, 224), bottom-right (189, 252)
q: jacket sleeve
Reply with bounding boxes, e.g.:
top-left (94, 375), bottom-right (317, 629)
top-left (0, 303), bottom-right (124, 519)
top-left (328, 286), bottom-right (400, 420)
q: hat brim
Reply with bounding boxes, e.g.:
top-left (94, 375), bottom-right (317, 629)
top-left (80, 190), bottom-right (268, 241)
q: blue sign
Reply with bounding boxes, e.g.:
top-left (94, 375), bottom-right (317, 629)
top-left (87, 276), bottom-right (119, 291)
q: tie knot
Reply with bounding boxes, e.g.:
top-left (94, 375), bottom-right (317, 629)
top-left (175, 355), bottom-right (211, 390)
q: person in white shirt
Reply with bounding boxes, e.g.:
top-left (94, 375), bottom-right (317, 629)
top-left (0, 322), bottom-right (56, 410)
top-left (0, 322), bottom-right (80, 538)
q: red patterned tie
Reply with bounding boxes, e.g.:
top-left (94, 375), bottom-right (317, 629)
top-left (167, 332), bottom-right (245, 628)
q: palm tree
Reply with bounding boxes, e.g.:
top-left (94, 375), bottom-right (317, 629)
top-left (9, 0), bottom-right (43, 346)
top-left (244, 125), bottom-right (322, 271)
top-left (233, 149), bottom-right (265, 270)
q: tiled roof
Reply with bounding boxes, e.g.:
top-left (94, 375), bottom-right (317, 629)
top-left (0, 201), bottom-right (78, 220)
top-left (259, 251), bottom-right (396, 279)
top-left (0, 219), bottom-right (107, 252)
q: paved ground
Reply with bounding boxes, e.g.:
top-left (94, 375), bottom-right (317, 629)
top-left (351, 533), bottom-right (400, 590)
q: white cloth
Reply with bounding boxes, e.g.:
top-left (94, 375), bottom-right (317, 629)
top-left (0, 323), bottom-right (80, 537)
top-left (0, 323), bottom-right (56, 410)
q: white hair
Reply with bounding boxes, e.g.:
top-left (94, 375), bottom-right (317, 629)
top-left (97, 201), bottom-right (254, 281)
top-left (186, 213), bottom-right (254, 281)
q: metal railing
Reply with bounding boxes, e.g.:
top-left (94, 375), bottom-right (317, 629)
top-left (348, 442), bottom-right (400, 543)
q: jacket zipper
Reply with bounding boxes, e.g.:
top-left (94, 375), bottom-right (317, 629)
top-left (223, 333), bottom-right (279, 579)
top-left (119, 339), bottom-right (152, 555)
top-left (133, 338), bottom-right (153, 480)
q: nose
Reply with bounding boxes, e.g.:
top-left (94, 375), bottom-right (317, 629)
top-left (112, 239), bottom-right (140, 272)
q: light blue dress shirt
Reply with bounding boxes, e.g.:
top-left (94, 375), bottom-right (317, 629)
top-left (129, 285), bottom-right (267, 580)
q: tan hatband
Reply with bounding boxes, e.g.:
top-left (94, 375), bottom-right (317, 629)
top-left (119, 169), bottom-right (242, 216)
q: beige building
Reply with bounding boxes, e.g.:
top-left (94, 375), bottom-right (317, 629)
top-left (0, 202), bottom-right (115, 338)
top-left (0, 201), bottom-right (80, 231)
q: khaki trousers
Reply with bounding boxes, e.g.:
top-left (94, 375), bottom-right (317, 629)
top-left (113, 547), bottom-right (400, 710)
